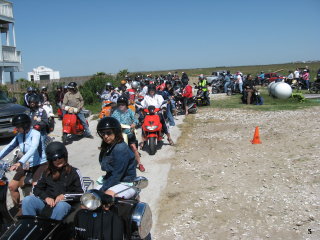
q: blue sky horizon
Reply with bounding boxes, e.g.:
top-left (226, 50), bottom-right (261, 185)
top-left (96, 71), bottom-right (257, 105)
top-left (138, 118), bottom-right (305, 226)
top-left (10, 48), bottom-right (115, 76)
top-left (10, 0), bottom-right (320, 79)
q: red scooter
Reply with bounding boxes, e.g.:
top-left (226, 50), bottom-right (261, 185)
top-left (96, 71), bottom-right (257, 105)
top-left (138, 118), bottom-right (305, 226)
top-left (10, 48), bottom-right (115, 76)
top-left (141, 105), bottom-right (164, 155)
top-left (62, 109), bottom-right (88, 145)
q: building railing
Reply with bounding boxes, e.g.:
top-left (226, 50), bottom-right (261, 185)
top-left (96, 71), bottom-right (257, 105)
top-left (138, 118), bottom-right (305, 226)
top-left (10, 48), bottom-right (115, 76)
top-left (0, 1), bottom-right (13, 19)
top-left (1, 46), bottom-right (21, 63)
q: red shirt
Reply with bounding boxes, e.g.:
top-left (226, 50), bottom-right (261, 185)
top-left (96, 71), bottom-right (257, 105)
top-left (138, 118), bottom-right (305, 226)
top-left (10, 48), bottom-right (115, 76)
top-left (182, 85), bottom-right (193, 98)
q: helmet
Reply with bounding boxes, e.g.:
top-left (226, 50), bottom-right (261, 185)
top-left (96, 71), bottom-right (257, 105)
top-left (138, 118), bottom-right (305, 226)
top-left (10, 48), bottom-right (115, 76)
top-left (68, 82), bottom-right (77, 89)
top-left (131, 81), bottom-right (139, 89)
top-left (106, 82), bottom-right (112, 87)
top-left (27, 87), bottom-right (34, 92)
top-left (117, 96), bottom-right (128, 106)
top-left (46, 141), bottom-right (68, 162)
top-left (120, 80), bottom-right (127, 85)
top-left (199, 74), bottom-right (204, 80)
top-left (96, 117), bottom-right (121, 138)
top-left (28, 94), bottom-right (40, 104)
top-left (41, 86), bottom-right (47, 91)
top-left (12, 114), bottom-right (31, 129)
top-left (147, 84), bottom-right (156, 93)
top-left (63, 85), bottom-right (68, 89)
top-left (57, 86), bottom-right (62, 90)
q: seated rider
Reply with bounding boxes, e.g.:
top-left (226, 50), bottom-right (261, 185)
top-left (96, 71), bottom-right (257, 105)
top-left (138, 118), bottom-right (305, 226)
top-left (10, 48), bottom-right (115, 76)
top-left (22, 142), bottom-right (85, 220)
top-left (96, 117), bottom-right (137, 199)
top-left (140, 84), bottom-right (174, 146)
top-left (0, 114), bottom-right (48, 207)
top-left (112, 96), bottom-right (145, 172)
top-left (62, 82), bottom-right (93, 139)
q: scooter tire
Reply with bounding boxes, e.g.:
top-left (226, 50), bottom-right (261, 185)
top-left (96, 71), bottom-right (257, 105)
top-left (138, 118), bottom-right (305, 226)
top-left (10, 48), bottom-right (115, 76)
top-left (149, 137), bottom-right (156, 155)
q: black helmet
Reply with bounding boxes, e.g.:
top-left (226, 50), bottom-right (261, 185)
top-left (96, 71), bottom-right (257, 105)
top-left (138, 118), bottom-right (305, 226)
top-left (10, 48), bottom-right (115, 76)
top-left (117, 96), bottom-right (128, 106)
top-left (28, 94), bottom-right (40, 104)
top-left (46, 141), bottom-right (68, 162)
top-left (97, 117), bottom-right (121, 138)
top-left (147, 84), bottom-right (156, 93)
top-left (12, 114), bottom-right (31, 129)
top-left (27, 87), bottom-right (34, 92)
top-left (68, 82), bottom-right (77, 89)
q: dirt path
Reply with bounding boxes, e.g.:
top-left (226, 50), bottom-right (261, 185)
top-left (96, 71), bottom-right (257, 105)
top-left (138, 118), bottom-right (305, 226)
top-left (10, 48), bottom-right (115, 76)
top-left (155, 106), bottom-right (320, 240)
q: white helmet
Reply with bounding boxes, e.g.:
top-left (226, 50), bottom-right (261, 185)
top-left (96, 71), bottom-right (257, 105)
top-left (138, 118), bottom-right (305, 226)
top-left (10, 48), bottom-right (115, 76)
top-left (131, 81), bottom-right (139, 89)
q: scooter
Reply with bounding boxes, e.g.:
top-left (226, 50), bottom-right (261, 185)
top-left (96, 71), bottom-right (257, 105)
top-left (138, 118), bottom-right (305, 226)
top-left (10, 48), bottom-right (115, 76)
top-left (62, 108), bottom-right (88, 145)
top-left (99, 100), bottom-right (113, 119)
top-left (174, 92), bottom-right (198, 115)
top-left (1, 177), bottom-right (152, 240)
top-left (138, 101), bottom-right (167, 155)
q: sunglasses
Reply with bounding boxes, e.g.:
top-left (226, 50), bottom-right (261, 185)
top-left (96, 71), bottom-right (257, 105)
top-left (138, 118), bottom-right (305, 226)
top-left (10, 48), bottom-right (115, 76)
top-left (98, 130), bottom-right (114, 136)
top-left (51, 154), bottom-right (65, 161)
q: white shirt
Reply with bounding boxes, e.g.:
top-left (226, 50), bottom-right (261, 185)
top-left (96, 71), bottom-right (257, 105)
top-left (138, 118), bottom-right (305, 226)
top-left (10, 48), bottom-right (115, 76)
top-left (140, 86), bottom-right (148, 97)
top-left (237, 75), bottom-right (243, 83)
top-left (141, 94), bottom-right (165, 109)
top-left (294, 70), bottom-right (300, 78)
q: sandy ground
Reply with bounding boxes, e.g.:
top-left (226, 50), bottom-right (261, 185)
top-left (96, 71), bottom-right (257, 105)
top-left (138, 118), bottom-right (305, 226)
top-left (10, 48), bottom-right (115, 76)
top-left (0, 113), bottom-right (184, 236)
top-left (155, 103), bottom-right (320, 240)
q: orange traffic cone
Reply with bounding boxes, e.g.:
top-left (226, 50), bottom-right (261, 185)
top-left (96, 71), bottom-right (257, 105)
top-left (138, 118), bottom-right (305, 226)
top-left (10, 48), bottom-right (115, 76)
top-left (251, 126), bottom-right (262, 144)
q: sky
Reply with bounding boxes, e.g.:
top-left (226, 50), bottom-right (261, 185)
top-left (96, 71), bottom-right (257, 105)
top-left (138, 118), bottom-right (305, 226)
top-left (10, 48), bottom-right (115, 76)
top-left (9, 0), bottom-right (320, 79)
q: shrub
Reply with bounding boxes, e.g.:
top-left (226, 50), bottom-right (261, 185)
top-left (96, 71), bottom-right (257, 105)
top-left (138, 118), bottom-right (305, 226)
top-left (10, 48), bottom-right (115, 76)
top-left (291, 93), bottom-right (305, 103)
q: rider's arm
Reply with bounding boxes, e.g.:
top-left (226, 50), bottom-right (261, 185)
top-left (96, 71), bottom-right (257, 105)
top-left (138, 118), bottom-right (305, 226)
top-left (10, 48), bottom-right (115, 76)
top-left (18, 130), bottom-right (41, 165)
top-left (33, 174), bottom-right (49, 200)
top-left (0, 136), bottom-right (19, 160)
top-left (100, 144), bottom-right (131, 191)
top-left (62, 92), bottom-right (69, 109)
top-left (65, 168), bottom-right (85, 194)
top-left (129, 109), bottom-right (139, 125)
top-left (78, 92), bottom-right (84, 110)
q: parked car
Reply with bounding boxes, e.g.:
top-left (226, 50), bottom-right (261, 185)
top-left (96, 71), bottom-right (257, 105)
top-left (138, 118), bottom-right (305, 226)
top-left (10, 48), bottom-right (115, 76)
top-left (206, 70), bottom-right (226, 85)
top-left (0, 90), bottom-right (28, 138)
top-left (260, 72), bottom-right (285, 84)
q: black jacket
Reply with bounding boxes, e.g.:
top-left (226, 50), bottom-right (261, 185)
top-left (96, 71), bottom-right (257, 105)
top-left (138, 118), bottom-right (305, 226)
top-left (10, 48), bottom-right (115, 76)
top-left (33, 167), bottom-right (84, 200)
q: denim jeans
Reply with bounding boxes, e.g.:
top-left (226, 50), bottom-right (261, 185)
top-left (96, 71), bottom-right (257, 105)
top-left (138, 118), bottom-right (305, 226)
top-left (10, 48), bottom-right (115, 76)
top-left (224, 81), bottom-right (231, 93)
top-left (166, 103), bottom-right (175, 126)
top-left (235, 83), bottom-right (243, 93)
top-left (77, 111), bottom-right (91, 135)
top-left (22, 195), bottom-right (71, 220)
top-left (40, 132), bottom-right (47, 162)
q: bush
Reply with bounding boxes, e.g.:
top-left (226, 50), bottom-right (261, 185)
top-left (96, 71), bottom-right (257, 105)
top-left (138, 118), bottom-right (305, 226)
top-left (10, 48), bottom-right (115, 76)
top-left (291, 93), bottom-right (305, 103)
top-left (79, 74), bottom-right (115, 105)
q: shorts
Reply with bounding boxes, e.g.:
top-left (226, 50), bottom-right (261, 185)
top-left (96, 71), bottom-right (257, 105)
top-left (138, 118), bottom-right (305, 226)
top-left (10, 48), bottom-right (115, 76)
top-left (13, 162), bottom-right (48, 183)
top-left (127, 134), bottom-right (137, 146)
top-left (95, 183), bottom-right (137, 199)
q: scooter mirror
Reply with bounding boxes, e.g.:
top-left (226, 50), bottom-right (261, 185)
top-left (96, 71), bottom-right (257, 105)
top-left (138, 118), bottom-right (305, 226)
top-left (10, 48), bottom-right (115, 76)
top-left (133, 176), bottom-right (148, 189)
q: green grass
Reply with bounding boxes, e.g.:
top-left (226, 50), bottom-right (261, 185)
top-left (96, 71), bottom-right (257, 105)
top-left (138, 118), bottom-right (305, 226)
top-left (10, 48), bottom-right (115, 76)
top-left (84, 102), bottom-right (101, 114)
top-left (211, 88), bottom-right (320, 111)
top-left (144, 61), bottom-right (320, 81)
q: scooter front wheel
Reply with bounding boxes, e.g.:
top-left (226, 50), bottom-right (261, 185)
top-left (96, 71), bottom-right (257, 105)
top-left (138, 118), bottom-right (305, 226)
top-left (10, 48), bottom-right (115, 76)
top-left (148, 137), bottom-right (156, 155)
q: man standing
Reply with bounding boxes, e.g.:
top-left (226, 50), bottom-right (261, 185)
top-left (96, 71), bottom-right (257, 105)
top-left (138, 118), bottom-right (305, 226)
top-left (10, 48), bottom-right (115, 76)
top-left (62, 82), bottom-right (93, 139)
top-left (198, 74), bottom-right (210, 105)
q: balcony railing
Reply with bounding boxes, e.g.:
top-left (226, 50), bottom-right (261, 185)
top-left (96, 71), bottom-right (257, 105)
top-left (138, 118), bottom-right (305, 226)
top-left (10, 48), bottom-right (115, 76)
top-left (0, 1), bottom-right (13, 20)
top-left (1, 46), bottom-right (21, 63)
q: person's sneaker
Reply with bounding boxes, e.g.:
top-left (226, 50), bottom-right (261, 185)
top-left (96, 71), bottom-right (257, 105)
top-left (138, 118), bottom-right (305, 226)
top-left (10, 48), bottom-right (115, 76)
top-left (138, 164), bottom-right (145, 172)
top-left (84, 134), bottom-right (94, 139)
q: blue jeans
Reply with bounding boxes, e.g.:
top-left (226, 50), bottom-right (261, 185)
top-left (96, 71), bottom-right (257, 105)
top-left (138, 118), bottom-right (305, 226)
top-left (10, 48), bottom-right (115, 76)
top-left (224, 81), bottom-right (231, 93)
top-left (166, 103), bottom-right (175, 126)
top-left (235, 83), bottom-right (243, 93)
top-left (22, 195), bottom-right (71, 220)
top-left (77, 111), bottom-right (91, 135)
top-left (40, 132), bottom-right (47, 162)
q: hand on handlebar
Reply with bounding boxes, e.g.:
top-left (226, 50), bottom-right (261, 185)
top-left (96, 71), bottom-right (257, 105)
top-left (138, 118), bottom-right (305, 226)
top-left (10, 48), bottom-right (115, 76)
top-left (54, 194), bottom-right (65, 204)
top-left (9, 162), bottom-right (21, 171)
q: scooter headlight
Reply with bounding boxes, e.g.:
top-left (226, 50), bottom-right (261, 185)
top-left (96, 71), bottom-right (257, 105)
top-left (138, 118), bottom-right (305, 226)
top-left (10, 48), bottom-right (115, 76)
top-left (146, 125), bottom-right (158, 130)
top-left (132, 202), bottom-right (152, 239)
top-left (80, 190), bottom-right (102, 210)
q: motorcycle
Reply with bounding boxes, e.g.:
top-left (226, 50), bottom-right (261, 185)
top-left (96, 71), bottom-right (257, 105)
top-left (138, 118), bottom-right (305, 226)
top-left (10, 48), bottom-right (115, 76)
top-left (193, 84), bottom-right (209, 106)
top-left (174, 92), bottom-right (198, 115)
top-left (62, 108), bottom-right (88, 145)
top-left (211, 79), bottom-right (224, 94)
top-left (1, 177), bottom-right (152, 240)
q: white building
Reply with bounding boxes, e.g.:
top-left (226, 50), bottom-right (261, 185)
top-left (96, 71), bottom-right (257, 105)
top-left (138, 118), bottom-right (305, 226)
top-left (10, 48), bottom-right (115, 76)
top-left (0, 0), bottom-right (22, 84)
top-left (28, 66), bottom-right (60, 81)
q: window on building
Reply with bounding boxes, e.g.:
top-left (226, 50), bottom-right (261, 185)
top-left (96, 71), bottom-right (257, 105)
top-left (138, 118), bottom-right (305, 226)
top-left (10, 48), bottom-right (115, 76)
top-left (40, 74), bottom-right (50, 81)
top-left (30, 75), bottom-right (34, 81)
